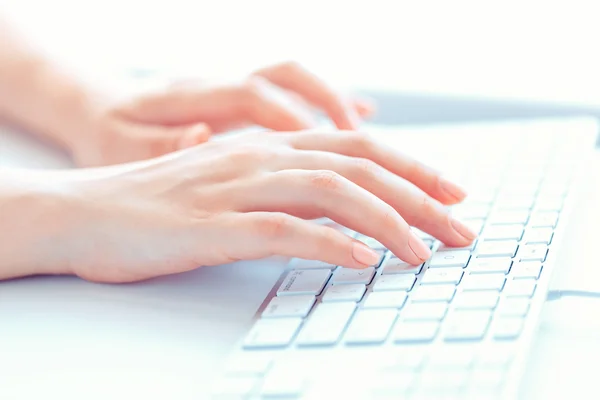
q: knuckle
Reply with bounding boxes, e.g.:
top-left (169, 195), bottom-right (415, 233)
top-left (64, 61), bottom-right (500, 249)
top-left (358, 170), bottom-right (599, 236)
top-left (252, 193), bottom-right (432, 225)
top-left (255, 214), bottom-right (290, 239)
top-left (242, 76), bottom-right (268, 99)
top-left (406, 159), bottom-right (431, 181)
top-left (308, 170), bottom-right (344, 192)
top-left (226, 145), bottom-right (271, 166)
top-left (351, 157), bottom-right (380, 179)
top-left (276, 60), bottom-right (303, 74)
top-left (345, 132), bottom-right (374, 151)
top-left (416, 195), bottom-right (446, 225)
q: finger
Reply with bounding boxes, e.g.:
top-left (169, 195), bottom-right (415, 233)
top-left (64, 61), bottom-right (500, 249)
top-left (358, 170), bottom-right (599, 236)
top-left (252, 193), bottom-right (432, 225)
top-left (229, 170), bottom-right (432, 265)
top-left (118, 78), bottom-right (316, 132)
top-left (254, 61), bottom-right (361, 130)
top-left (352, 97), bottom-right (376, 118)
top-left (220, 212), bottom-right (381, 269)
top-left (127, 122), bottom-right (212, 159)
top-left (237, 76), bottom-right (317, 131)
top-left (287, 131), bottom-right (468, 205)
top-left (279, 150), bottom-right (476, 247)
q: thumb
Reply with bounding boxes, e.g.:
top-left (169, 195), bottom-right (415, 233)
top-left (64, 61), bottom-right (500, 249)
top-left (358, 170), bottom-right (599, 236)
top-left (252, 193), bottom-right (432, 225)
top-left (175, 123), bottom-right (212, 150)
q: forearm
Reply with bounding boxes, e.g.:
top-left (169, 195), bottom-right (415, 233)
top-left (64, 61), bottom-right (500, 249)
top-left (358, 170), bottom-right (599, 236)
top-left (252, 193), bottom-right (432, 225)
top-left (0, 168), bottom-right (75, 280)
top-left (0, 18), bottom-right (103, 153)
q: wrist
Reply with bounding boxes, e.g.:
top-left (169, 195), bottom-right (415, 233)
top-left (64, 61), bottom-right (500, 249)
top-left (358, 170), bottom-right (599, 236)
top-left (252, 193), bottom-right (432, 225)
top-left (0, 168), bottom-right (82, 279)
top-left (0, 55), bottom-right (109, 157)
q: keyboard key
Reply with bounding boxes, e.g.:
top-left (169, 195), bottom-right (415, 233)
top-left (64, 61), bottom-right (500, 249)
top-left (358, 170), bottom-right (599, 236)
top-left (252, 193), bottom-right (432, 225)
top-left (476, 346), bottom-right (515, 369)
top-left (529, 211), bottom-right (559, 228)
top-left (402, 302), bottom-right (448, 321)
top-left (511, 261), bottom-right (543, 279)
top-left (380, 348), bottom-right (427, 370)
top-left (213, 376), bottom-right (257, 397)
top-left (437, 240), bottom-right (477, 252)
top-left (452, 204), bottom-right (490, 219)
top-left (481, 224), bottom-right (524, 241)
top-left (538, 185), bottom-right (568, 198)
top-left (277, 269), bottom-right (331, 296)
top-left (323, 221), bottom-right (356, 238)
top-left (453, 291), bottom-right (499, 309)
top-left (469, 370), bottom-right (505, 389)
top-left (429, 250), bottom-right (471, 268)
top-left (296, 302), bottom-right (355, 346)
top-left (517, 244), bottom-right (548, 262)
top-left (225, 352), bottom-right (274, 375)
top-left (344, 309), bottom-right (398, 344)
top-left (243, 318), bottom-right (303, 349)
top-left (477, 240), bottom-right (518, 257)
top-left (489, 210), bottom-right (529, 225)
top-left (496, 298), bottom-right (530, 317)
top-left (416, 369), bottom-right (469, 391)
top-left (503, 279), bottom-right (537, 297)
top-left (522, 227), bottom-right (554, 244)
top-left (381, 257), bottom-right (423, 275)
top-left (262, 295), bottom-right (316, 318)
top-left (354, 235), bottom-right (386, 251)
top-left (443, 310), bottom-right (491, 342)
top-left (332, 266), bottom-right (375, 285)
top-left (420, 267), bottom-right (464, 285)
top-left (369, 371), bottom-right (414, 396)
top-left (260, 364), bottom-right (306, 397)
top-left (492, 317), bottom-right (524, 340)
top-left (468, 257), bottom-right (512, 274)
top-left (412, 228), bottom-right (434, 240)
top-left (322, 283), bottom-right (366, 303)
top-left (463, 219), bottom-right (486, 235)
top-left (393, 321), bottom-right (440, 343)
top-left (428, 349), bottom-right (474, 369)
top-left (534, 197), bottom-right (564, 211)
top-left (293, 259), bottom-right (336, 270)
top-left (495, 195), bottom-right (535, 210)
top-left (373, 274), bottom-right (416, 292)
top-left (412, 285), bottom-right (456, 302)
top-left (363, 291), bottom-right (408, 309)
top-left (462, 274), bottom-right (506, 291)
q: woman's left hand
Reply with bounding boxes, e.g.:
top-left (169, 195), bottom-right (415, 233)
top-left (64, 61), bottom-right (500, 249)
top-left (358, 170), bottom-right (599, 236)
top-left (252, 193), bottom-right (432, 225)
top-left (73, 61), bottom-right (374, 167)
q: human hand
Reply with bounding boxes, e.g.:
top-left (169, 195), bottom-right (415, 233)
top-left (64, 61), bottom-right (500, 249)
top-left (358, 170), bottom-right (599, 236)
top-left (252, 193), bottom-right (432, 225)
top-left (72, 62), bottom-right (373, 167)
top-left (57, 130), bottom-right (474, 283)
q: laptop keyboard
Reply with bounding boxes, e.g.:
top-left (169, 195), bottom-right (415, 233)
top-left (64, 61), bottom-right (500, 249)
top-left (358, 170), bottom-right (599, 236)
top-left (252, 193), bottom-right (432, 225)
top-left (214, 118), bottom-right (598, 399)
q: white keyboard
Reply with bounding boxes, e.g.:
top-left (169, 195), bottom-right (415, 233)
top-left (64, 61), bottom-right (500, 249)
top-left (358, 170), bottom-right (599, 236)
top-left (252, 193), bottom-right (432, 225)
top-left (214, 118), bottom-right (598, 399)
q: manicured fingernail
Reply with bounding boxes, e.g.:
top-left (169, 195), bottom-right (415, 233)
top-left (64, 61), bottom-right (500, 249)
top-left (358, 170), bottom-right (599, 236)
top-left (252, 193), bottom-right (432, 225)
top-left (451, 217), bottom-right (478, 240)
top-left (408, 232), bottom-right (432, 261)
top-left (440, 177), bottom-right (468, 202)
top-left (352, 241), bottom-right (381, 266)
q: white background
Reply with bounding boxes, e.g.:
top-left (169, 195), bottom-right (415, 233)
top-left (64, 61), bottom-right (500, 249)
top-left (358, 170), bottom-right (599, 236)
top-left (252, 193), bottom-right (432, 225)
top-left (2, 0), bottom-right (600, 105)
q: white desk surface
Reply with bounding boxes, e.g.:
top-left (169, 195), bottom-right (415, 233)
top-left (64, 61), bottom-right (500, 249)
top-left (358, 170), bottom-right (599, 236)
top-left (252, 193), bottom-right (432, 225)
top-left (2, 123), bottom-right (600, 400)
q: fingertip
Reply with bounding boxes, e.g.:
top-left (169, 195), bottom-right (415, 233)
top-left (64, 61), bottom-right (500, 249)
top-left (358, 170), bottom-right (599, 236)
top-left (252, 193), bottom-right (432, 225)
top-left (351, 240), bottom-right (381, 266)
top-left (353, 97), bottom-right (376, 117)
top-left (407, 232), bottom-right (432, 264)
top-left (439, 177), bottom-right (468, 203)
top-left (178, 124), bottom-right (212, 149)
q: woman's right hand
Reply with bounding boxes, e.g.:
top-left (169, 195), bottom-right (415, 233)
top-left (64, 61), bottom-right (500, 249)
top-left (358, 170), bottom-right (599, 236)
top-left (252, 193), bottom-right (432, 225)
top-left (51, 130), bottom-right (476, 283)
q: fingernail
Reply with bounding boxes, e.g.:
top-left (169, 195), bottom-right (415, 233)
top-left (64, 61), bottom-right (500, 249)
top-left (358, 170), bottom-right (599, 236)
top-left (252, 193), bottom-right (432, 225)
top-left (352, 241), bottom-right (381, 266)
top-left (439, 177), bottom-right (468, 202)
top-left (408, 232), bottom-right (432, 261)
top-left (450, 217), bottom-right (478, 240)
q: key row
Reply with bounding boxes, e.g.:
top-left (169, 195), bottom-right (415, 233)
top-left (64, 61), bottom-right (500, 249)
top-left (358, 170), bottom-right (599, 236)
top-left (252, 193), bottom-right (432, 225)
top-left (245, 304), bottom-right (526, 349)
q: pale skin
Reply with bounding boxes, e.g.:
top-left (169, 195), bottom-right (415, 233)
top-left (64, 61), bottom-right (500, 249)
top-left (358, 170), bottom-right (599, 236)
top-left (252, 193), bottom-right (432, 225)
top-left (0, 18), bottom-right (476, 283)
